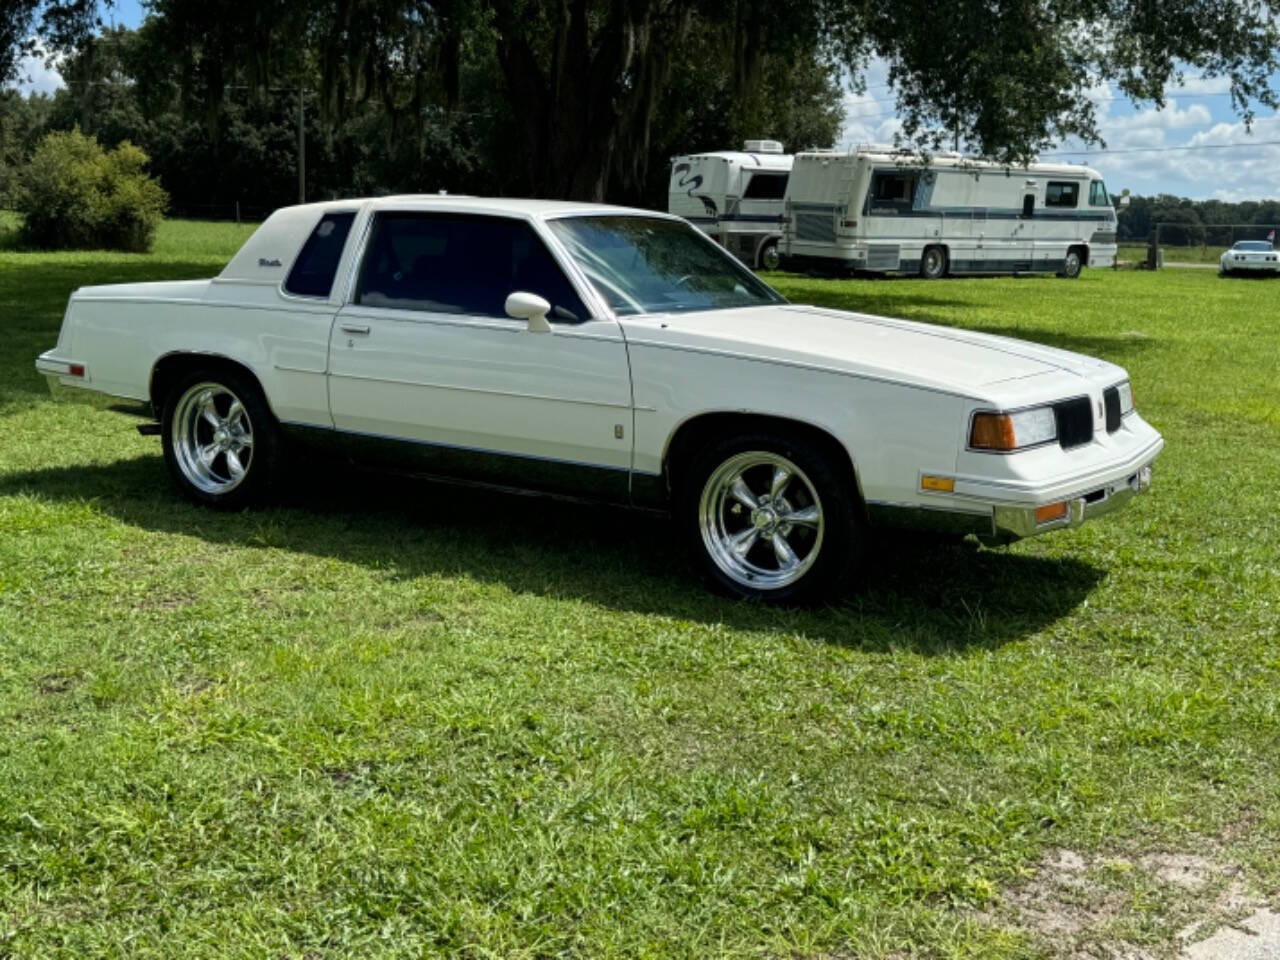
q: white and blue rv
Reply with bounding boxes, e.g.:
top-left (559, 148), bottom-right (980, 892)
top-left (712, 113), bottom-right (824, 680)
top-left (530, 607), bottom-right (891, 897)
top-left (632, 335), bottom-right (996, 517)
top-left (780, 147), bottom-right (1118, 278)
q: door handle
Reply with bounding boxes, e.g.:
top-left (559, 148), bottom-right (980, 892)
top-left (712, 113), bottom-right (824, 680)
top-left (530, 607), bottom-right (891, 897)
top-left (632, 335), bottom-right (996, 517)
top-left (339, 322), bottom-right (370, 336)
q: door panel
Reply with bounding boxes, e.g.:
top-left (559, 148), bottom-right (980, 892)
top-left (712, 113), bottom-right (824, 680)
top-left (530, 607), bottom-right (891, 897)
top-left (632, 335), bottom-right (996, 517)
top-left (325, 208), bottom-right (634, 499)
top-left (327, 308), bottom-right (633, 472)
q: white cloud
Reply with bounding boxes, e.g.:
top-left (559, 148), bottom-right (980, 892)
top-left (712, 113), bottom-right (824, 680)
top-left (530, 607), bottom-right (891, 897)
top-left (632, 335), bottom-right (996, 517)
top-left (838, 58), bottom-right (901, 149)
top-left (7, 43), bottom-right (63, 95)
top-left (1087, 112), bottom-right (1280, 200)
top-left (1114, 102), bottom-right (1213, 133)
top-left (1168, 74), bottom-right (1233, 96)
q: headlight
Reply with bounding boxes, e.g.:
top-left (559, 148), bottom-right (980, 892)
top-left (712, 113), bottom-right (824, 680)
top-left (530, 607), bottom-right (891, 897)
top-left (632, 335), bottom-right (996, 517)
top-left (970, 406), bottom-right (1057, 451)
top-left (1116, 380), bottom-right (1135, 416)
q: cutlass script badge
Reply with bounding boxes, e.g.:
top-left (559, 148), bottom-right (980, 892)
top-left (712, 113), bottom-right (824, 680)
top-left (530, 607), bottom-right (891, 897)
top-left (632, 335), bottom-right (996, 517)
top-left (258, 258), bottom-right (282, 267)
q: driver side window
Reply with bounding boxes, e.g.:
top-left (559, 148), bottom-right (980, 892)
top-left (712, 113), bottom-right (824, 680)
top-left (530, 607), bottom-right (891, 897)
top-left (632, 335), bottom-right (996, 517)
top-left (355, 212), bottom-right (589, 322)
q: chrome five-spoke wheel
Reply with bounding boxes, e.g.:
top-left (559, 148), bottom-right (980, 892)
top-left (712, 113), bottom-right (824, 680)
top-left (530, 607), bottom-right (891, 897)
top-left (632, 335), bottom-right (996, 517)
top-left (698, 451), bottom-right (825, 591)
top-left (171, 382), bottom-right (255, 494)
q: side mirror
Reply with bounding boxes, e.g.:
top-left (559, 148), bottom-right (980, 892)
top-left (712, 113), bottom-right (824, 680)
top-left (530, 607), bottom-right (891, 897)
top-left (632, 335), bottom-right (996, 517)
top-left (505, 291), bottom-right (552, 333)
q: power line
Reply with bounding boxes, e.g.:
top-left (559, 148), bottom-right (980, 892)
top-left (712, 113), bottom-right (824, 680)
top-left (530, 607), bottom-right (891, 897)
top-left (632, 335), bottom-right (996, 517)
top-left (849, 89), bottom-right (1262, 108)
top-left (1044, 139), bottom-right (1280, 157)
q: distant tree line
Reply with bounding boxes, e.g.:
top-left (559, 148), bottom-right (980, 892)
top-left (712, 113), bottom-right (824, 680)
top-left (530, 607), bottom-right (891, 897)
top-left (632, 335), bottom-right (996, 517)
top-left (1117, 194), bottom-right (1280, 245)
top-left (2, 15), bottom-right (844, 213)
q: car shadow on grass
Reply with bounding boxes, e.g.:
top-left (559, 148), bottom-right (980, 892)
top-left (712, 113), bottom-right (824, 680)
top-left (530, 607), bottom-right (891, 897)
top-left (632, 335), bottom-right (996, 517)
top-left (0, 452), bottom-right (1106, 653)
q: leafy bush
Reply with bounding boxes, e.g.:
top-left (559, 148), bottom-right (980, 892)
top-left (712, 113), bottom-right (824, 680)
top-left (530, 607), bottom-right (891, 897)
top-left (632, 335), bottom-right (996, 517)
top-left (16, 128), bottom-right (168, 252)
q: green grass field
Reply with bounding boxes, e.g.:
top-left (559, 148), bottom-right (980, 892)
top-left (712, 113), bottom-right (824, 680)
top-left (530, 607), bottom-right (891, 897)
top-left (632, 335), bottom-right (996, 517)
top-left (2, 221), bottom-right (1279, 958)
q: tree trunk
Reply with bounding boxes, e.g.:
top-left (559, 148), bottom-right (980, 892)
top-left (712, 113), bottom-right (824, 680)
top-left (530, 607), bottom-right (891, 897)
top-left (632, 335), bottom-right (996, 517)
top-left (491, 0), bottom-right (686, 201)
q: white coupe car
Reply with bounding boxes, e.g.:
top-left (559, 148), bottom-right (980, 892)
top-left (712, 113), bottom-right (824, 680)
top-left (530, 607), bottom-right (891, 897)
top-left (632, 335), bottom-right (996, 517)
top-left (37, 196), bottom-right (1163, 602)
top-left (1220, 240), bottom-right (1280, 275)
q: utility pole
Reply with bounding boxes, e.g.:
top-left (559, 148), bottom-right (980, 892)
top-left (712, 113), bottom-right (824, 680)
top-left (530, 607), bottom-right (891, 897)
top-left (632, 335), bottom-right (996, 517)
top-left (297, 86), bottom-right (305, 204)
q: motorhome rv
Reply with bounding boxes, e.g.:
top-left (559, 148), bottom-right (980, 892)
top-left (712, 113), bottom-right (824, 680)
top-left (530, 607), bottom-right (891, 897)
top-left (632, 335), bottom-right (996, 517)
top-left (781, 147), bottom-right (1117, 278)
top-left (667, 141), bottom-right (792, 269)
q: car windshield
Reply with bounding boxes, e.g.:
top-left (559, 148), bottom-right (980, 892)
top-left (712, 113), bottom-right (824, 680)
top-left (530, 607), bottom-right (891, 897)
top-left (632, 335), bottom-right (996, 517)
top-left (1233, 241), bottom-right (1273, 251)
top-left (546, 215), bottom-right (786, 316)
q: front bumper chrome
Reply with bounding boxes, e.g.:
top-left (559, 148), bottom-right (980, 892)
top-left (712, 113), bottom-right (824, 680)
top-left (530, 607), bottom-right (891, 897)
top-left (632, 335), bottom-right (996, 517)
top-left (989, 463), bottom-right (1153, 542)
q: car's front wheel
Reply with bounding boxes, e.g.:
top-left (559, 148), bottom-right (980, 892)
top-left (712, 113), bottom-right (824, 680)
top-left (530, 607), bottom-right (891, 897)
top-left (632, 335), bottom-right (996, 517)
top-left (680, 431), bottom-right (864, 603)
top-left (1059, 248), bottom-right (1083, 278)
top-left (162, 368), bottom-right (281, 509)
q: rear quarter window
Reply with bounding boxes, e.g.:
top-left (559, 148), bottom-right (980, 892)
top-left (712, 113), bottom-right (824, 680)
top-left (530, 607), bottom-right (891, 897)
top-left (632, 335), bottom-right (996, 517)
top-left (285, 212), bottom-right (357, 297)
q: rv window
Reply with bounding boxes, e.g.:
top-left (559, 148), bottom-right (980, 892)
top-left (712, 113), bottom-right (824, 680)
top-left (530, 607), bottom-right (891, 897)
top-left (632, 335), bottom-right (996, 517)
top-left (867, 171), bottom-right (919, 214)
top-left (1022, 195), bottom-right (1035, 218)
top-left (742, 173), bottom-right (788, 200)
top-left (1045, 181), bottom-right (1079, 208)
top-left (1089, 180), bottom-right (1110, 206)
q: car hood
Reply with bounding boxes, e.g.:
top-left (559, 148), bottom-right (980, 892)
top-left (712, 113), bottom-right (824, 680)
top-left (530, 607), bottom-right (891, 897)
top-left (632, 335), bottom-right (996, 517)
top-left (619, 304), bottom-right (1122, 398)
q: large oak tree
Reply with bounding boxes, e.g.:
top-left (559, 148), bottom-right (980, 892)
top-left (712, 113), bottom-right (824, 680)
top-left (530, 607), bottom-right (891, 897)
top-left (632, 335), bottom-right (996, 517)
top-left (13, 0), bottom-right (1280, 201)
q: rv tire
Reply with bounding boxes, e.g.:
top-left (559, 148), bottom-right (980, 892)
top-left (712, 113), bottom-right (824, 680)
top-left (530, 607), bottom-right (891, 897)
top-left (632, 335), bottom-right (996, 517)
top-left (759, 240), bottom-right (780, 271)
top-left (1059, 247), bottom-right (1084, 279)
top-left (920, 245), bottom-right (947, 279)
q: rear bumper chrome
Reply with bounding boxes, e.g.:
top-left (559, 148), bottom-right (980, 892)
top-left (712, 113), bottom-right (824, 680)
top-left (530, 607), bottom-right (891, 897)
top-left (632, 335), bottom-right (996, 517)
top-left (35, 350), bottom-right (89, 393)
top-left (1222, 262), bottom-right (1279, 272)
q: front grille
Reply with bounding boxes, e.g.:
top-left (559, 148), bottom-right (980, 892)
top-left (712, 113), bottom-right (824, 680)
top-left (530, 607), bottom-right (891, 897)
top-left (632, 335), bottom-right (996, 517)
top-left (1053, 396), bottom-right (1094, 449)
top-left (795, 212), bottom-right (836, 243)
top-left (1102, 387), bottom-right (1121, 432)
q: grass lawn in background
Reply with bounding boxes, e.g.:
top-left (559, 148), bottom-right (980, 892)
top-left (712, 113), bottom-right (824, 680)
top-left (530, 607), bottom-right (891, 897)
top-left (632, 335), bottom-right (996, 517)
top-left (1, 221), bottom-right (1278, 958)
top-left (1117, 243), bottom-right (1227, 265)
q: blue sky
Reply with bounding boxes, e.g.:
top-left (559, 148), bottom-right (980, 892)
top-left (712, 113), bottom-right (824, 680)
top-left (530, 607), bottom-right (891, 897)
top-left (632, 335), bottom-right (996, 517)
top-left (12, 3), bottom-right (1280, 201)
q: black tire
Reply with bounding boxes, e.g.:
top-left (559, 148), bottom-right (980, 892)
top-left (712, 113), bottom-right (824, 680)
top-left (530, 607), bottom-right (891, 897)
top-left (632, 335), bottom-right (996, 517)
top-left (677, 429), bottom-right (866, 604)
top-left (1059, 248), bottom-right (1084, 279)
top-left (920, 245), bottom-right (947, 279)
top-left (758, 240), bottom-right (781, 271)
top-left (160, 367), bottom-right (282, 509)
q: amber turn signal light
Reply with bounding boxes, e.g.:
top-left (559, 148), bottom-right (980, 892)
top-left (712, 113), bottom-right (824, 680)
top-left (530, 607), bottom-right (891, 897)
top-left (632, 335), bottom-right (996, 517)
top-left (1034, 501), bottom-right (1069, 524)
top-left (969, 413), bottom-right (1017, 451)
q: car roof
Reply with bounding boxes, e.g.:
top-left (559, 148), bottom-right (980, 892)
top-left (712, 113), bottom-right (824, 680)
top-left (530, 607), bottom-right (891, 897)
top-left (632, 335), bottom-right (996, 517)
top-left (274, 195), bottom-right (671, 220)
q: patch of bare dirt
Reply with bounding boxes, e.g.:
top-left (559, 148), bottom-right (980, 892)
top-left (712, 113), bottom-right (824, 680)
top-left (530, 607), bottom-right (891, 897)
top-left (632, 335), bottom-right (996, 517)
top-left (1140, 853), bottom-right (1232, 892)
top-left (36, 671), bottom-right (77, 694)
top-left (987, 845), bottom-right (1272, 959)
top-left (998, 848), bottom-right (1131, 940)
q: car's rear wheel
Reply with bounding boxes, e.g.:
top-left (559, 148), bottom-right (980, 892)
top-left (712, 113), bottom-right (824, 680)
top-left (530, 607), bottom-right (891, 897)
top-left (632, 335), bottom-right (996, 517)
top-left (679, 430), bottom-right (864, 603)
top-left (162, 368), bottom-right (281, 509)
